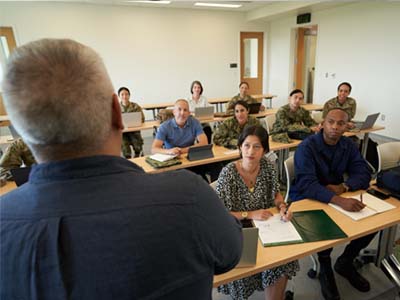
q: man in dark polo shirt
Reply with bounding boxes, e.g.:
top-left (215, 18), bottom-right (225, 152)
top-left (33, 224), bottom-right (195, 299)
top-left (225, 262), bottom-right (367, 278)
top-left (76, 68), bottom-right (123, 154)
top-left (0, 38), bottom-right (242, 300)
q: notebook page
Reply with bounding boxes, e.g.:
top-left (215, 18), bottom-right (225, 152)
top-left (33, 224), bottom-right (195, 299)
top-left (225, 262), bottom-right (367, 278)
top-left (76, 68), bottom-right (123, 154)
top-left (253, 215), bottom-right (303, 245)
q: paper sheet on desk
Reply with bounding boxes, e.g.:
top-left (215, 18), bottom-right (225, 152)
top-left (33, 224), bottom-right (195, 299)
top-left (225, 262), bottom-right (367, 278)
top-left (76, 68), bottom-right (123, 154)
top-left (329, 193), bottom-right (395, 221)
top-left (253, 215), bottom-right (303, 246)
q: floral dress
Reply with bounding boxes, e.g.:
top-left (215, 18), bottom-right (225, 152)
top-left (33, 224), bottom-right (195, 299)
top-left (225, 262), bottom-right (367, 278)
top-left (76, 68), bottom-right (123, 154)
top-left (215, 158), bottom-right (299, 300)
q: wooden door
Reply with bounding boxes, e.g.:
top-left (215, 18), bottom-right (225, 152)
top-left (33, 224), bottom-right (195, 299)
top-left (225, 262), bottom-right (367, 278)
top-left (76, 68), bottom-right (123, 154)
top-left (240, 32), bottom-right (263, 95)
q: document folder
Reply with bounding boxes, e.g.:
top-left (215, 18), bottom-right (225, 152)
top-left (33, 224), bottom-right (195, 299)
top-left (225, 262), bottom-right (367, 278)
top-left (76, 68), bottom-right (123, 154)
top-left (254, 209), bottom-right (347, 247)
top-left (291, 210), bottom-right (347, 243)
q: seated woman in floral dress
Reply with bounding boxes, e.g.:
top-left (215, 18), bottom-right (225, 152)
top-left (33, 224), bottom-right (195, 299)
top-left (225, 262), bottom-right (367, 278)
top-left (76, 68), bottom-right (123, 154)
top-left (216, 125), bottom-right (299, 300)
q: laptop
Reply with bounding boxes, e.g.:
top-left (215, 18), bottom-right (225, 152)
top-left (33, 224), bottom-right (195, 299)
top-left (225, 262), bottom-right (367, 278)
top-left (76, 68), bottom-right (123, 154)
top-left (350, 113), bottom-right (380, 132)
top-left (187, 144), bottom-right (214, 161)
top-left (236, 219), bottom-right (259, 267)
top-left (10, 166), bottom-right (31, 186)
top-left (248, 102), bottom-right (262, 114)
top-left (194, 107), bottom-right (214, 119)
top-left (122, 112), bottom-right (142, 128)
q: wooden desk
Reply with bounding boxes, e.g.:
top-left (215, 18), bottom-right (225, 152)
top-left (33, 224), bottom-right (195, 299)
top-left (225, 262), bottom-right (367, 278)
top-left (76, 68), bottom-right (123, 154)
top-left (344, 125), bottom-right (385, 158)
top-left (0, 181), bottom-right (17, 196)
top-left (0, 115), bottom-right (10, 127)
top-left (141, 102), bottom-right (174, 120)
top-left (208, 94), bottom-right (277, 112)
top-left (301, 104), bottom-right (323, 111)
top-left (213, 194), bottom-right (400, 286)
top-left (122, 120), bottom-right (160, 133)
top-left (131, 140), bottom-right (301, 174)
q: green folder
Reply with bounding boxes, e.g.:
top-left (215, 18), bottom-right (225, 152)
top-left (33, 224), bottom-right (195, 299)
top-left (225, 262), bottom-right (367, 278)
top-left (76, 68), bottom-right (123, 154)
top-left (291, 209), bottom-right (348, 243)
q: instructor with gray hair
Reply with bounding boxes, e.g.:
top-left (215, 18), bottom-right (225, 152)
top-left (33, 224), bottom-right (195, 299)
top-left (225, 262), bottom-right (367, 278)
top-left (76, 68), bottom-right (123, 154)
top-left (0, 39), bottom-right (242, 300)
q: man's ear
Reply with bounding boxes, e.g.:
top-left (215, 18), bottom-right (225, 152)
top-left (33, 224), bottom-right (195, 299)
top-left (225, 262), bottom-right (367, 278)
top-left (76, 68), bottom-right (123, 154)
top-left (111, 93), bottom-right (124, 130)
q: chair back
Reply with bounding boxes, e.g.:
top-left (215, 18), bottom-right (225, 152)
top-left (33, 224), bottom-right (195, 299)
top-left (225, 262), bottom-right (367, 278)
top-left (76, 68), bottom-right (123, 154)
top-left (311, 111), bottom-right (323, 124)
top-left (377, 142), bottom-right (400, 172)
top-left (284, 156), bottom-right (295, 203)
top-left (264, 114), bottom-right (276, 134)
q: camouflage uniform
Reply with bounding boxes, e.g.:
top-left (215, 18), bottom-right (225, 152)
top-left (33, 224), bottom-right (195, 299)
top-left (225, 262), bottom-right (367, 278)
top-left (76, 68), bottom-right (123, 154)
top-left (322, 97), bottom-right (357, 120)
top-left (0, 138), bottom-right (36, 180)
top-left (120, 101), bottom-right (145, 158)
top-left (213, 116), bottom-right (260, 149)
top-left (271, 104), bottom-right (317, 143)
top-left (226, 94), bottom-right (258, 114)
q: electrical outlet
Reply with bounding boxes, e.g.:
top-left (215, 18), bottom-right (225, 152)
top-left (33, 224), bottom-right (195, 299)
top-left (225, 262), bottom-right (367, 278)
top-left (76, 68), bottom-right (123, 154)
top-left (381, 114), bottom-right (386, 121)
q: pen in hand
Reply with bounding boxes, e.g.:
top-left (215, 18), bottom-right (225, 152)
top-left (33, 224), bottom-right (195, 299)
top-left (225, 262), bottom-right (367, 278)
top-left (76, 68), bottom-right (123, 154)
top-left (284, 202), bottom-right (292, 215)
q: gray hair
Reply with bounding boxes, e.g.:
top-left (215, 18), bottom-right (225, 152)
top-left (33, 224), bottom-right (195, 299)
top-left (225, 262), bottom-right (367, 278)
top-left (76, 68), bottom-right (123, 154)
top-left (1, 38), bottom-right (114, 154)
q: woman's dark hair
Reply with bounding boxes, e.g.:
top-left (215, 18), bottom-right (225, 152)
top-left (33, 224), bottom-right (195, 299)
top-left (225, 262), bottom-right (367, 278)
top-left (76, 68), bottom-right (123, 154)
top-left (289, 89), bottom-right (304, 97)
top-left (233, 100), bottom-right (249, 111)
top-left (118, 87), bottom-right (130, 96)
top-left (238, 125), bottom-right (270, 153)
top-left (337, 82), bottom-right (352, 92)
top-left (239, 81), bottom-right (249, 88)
top-left (190, 80), bottom-right (203, 95)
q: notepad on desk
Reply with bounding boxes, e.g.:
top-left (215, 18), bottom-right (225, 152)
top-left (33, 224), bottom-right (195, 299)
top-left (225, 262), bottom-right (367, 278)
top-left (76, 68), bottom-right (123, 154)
top-left (253, 215), bottom-right (303, 246)
top-left (329, 193), bottom-right (396, 221)
top-left (149, 153), bottom-right (177, 162)
top-left (253, 210), bottom-right (347, 247)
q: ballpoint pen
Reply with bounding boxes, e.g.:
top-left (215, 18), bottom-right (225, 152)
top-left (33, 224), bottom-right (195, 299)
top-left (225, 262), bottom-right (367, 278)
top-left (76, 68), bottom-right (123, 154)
top-left (360, 192), bottom-right (363, 204)
top-left (284, 202), bottom-right (292, 215)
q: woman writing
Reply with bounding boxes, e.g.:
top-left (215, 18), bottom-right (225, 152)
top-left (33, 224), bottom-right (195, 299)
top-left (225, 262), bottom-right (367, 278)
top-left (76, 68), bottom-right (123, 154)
top-left (216, 125), bottom-right (299, 300)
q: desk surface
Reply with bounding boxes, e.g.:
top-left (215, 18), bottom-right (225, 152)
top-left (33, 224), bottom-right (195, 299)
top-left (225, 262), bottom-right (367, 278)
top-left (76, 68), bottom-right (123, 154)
top-left (131, 141), bottom-right (301, 174)
top-left (213, 195), bottom-right (400, 286)
top-left (208, 94), bottom-right (276, 104)
top-left (0, 181), bottom-right (17, 196)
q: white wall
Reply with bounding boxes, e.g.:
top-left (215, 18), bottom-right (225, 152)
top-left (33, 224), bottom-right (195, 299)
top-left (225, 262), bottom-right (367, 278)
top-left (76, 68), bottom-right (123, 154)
top-left (0, 2), bottom-right (267, 119)
top-left (267, 2), bottom-right (400, 139)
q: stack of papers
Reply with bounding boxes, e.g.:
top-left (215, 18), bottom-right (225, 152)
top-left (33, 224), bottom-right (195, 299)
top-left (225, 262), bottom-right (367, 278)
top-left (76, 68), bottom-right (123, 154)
top-left (149, 153), bottom-right (177, 162)
top-left (329, 193), bottom-right (395, 221)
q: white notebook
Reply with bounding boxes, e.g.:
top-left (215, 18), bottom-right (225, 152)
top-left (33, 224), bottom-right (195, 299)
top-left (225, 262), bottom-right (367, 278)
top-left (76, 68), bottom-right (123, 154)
top-left (253, 215), bottom-right (303, 246)
top-left (329, 193), bottom-right (395, 221)
top-left (149, 153), bottom-right (177, 162)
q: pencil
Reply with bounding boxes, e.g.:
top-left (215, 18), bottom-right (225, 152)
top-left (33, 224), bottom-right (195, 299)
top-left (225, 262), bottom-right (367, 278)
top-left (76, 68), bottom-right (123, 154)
top-left (360, 192), bottom-right (363, 203)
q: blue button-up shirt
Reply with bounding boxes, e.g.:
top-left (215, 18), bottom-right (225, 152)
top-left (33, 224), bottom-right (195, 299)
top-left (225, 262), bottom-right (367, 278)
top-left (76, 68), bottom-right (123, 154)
top-left (156, 116), bottom-right (204, 149)
top-left (290, 131), bottom-right (371, 203)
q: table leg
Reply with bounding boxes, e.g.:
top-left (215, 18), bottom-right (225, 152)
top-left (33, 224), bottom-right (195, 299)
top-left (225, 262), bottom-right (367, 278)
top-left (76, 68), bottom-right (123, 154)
top-left (361, 132), bottom-right (370, 158)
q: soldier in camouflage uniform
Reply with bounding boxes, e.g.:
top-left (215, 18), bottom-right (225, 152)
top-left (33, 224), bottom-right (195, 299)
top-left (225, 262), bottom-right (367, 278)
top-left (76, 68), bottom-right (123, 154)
top-left (214, 100), bottom-right (260, 149)
top-left (271, 89), bottom-right (319, 143)
top-left (0, 138), bottom-right (36, 180)
top-left (323, 82), bottom-right (357, 129)
top-left (118, 87), bottom-right (145, 158)
top-left (225, 82), bottom-right (263, 114)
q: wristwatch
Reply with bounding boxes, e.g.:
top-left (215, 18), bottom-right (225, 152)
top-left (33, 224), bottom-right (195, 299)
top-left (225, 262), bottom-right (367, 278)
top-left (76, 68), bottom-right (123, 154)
top-left (241, 211), bottom-right (248, 220)
top-left (342, 183), bottom-right (350, 192)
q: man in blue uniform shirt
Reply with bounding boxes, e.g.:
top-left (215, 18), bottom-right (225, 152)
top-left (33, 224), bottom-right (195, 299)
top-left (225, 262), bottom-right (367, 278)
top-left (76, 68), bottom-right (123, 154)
top-left (0, 39), bottom-right (242, 300)
top-left (290, 108), bottom-right (374, 300)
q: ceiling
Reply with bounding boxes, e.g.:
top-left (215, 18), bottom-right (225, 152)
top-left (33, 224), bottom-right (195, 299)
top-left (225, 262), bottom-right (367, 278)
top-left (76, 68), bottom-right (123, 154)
top-left (4, 0), bottom-right (359, 21)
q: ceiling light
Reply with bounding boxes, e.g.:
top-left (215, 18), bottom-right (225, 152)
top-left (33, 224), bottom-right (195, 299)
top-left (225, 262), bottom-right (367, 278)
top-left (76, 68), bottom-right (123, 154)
top-left (131, 0), bottom-right (170, 3)
top-left (195, 2), bottom-right (242, 8)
